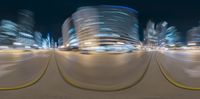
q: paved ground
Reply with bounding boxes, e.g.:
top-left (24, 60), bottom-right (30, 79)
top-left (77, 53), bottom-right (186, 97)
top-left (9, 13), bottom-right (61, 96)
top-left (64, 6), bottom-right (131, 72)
top-left (0, 50), bottom-right (199, 99)
top-left (55, 51), bottom-right (151, 91)
top-left (157, 50), bottom-right (200, 88)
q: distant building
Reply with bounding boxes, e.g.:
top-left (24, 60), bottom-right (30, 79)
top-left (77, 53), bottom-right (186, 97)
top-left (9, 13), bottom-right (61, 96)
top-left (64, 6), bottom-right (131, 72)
top-left (34, 31), bottom-right (42, 47)
top-left (42, 39), bottom-right (48, 49)
top-left (143, 20), bottom-right (157, 47)
top-left (54, 42), bottom-right (57, 48)
top-left (144, 20), bottom-right (180, 48)
top-left (46, 33), bottom-right (51, 48)
top-left (0, 9), bottom-right (46, 49)
top-left (187, 27), bottom-right (200, 46)
top-left (58, 37), bottom-right (63, 47)
top-left (163, 26), bottom-right (180, 46)
top-left (51, 37), bottom-right (55, 48)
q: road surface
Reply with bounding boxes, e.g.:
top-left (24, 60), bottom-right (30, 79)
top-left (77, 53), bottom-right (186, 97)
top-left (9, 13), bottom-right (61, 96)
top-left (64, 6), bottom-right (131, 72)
top-left (0, 50), bottom-right (199, 99)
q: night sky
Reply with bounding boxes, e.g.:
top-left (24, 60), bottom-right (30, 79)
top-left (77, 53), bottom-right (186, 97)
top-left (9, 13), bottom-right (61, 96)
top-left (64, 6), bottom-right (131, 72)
top-left (0, 0), bottom-right (200, 41)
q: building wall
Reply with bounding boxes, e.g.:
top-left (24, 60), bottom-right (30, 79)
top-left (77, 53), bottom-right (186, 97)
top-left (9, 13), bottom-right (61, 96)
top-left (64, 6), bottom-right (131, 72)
top-left (62, 5), bottom-right (140, 51)
top-left (0, 20), bottom-right (18, 46)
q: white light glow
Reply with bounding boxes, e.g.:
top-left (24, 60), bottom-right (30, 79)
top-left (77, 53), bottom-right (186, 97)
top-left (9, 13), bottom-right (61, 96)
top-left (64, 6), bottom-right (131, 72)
top-left (181, 46), bottom-right (189, 50)
top-left (59, 45), bottom-right (65, 48)
top-left (0, 46), bottom-right (9, 49)
top-left (188, 42), bottom-right (197, 46)
top-left (84, 42), bottom-right (92, 45)
top-left (25, 46), bottom-right (31, 49)
top-left (13, 42), bottom-right (23, 46)
top-left (169, 44), bottom-right (175, 47)
top-left (116, 42), bottom-right (124, 45)
top-left (33, 44), bottom-right (38, 47)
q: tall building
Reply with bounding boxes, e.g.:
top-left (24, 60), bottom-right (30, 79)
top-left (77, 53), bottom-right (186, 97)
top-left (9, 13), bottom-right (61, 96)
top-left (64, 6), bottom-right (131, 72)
top-left (0, 20), bottom-right (18, 46)
top-left (16, 9), bottom-right (35, 47)
top-left (62, 17), bottom-right (77, 48)
top-left (18, 9), bottom-right (34, 34)
top-left (143, 20), bottom-right (157, 47)
top-left (144, 20), bottom-right (180, 48)
top-left (162, 26), bottom-right (180, 46)
top-left (156, 21), bottom-right (168, 46)
top-left (62, 5), bottom-right (140, 52)
top-left (0, 10), bottom-right (45, 49)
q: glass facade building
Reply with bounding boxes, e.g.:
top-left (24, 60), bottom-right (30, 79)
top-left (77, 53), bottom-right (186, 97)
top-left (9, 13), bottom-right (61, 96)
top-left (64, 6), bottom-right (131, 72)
top-left (143, 21), bottom-right (158, 47)
top-left (16, 9), bottom-right (35, 47)
top-left (62, 17), bottom-right (77, 48)
top-left (0, 20), bottom-right (18, 46)
top-left (62, 5), bottom-right (140, 52)
top-left (144, 20), bottom-right (180, 48)
top-left (0, 10), bottom-right (46, 49)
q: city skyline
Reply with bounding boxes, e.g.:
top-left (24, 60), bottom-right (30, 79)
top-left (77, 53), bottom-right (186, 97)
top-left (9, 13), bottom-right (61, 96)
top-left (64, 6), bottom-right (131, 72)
top-left (0, 9), bottom-right (55, 49)
top-left (1, 5), bottom-right (200, 50)
top-left (0, 0), bottom-right (200, 41)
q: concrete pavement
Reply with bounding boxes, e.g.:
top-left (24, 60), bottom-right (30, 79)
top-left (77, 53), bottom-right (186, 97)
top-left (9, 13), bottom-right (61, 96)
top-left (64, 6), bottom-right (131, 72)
top-left (0, 50), bottom-right (51, 89)
top-left (55, 51), bottom-right (151, 91)
top-left (157, 50), bottom-right (200, 89)
top-left (0, 50), bottom-right (199, 99)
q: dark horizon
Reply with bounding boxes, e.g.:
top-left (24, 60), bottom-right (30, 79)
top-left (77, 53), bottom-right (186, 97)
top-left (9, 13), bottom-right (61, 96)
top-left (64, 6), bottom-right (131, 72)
top-left (0, 0), bottom-right (200, 41)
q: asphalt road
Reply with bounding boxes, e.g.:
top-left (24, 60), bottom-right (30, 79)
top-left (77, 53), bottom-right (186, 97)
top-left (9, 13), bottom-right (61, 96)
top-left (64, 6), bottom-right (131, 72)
top-left (0, 50), bottom-right (200, 99)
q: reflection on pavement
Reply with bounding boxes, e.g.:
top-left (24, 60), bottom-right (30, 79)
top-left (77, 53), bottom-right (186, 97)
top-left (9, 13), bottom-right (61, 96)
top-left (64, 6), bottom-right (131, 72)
top-left (55, 51), bottom-right (151, 91)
